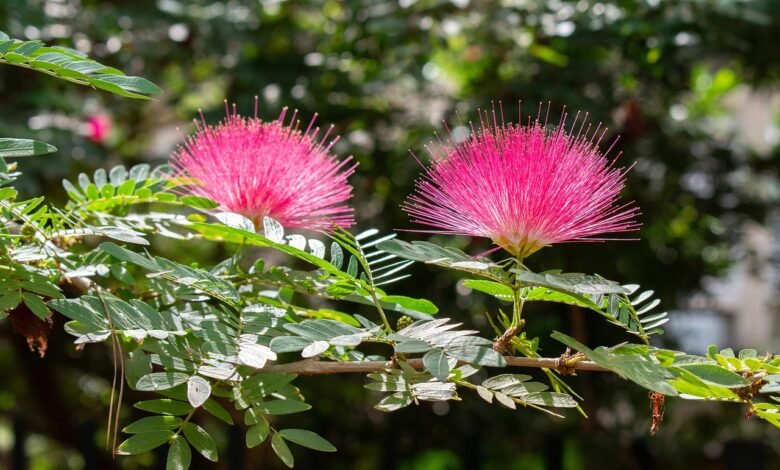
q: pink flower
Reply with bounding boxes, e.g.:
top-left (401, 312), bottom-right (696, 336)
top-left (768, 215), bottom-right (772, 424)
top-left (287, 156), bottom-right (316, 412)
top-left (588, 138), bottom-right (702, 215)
top-left (172, 101), bottom-right (356, 231)
top-left (86, 114), bottom-right (111, 143)
top-left (403, 106), bottom-right (640, 258)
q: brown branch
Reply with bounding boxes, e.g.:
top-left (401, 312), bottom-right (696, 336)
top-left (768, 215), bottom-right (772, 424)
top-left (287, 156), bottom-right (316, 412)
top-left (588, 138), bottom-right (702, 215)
top-left (260, 356), bottom-right (609, 375)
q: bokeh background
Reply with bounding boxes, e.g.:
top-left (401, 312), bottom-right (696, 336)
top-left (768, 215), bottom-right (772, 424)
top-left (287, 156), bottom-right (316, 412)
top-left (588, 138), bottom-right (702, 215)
top-left (1, 0), bottom-right (779, 469)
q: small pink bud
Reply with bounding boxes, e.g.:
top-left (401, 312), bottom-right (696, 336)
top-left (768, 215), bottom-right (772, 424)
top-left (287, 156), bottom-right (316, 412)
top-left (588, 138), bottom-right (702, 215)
top-left (86, 114), bottom-right (111, 143)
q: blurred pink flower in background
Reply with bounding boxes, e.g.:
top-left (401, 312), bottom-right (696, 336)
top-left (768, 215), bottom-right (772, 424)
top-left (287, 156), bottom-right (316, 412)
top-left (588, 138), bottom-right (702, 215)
top-left (172, 100), bottom-right (356, 231)
top-left (86, 114), bottom-right (111, 143)
top-left (403, 105), bottom-right (640, 258)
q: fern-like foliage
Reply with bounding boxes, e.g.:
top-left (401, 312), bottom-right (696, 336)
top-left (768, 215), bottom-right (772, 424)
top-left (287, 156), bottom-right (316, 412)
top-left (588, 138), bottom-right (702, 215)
top-left (0, 31), bottom-right (161, 99)
top-left (186, 215), bottom-right (438, 320)
top-left (516, 272), bottom-right (669, 341)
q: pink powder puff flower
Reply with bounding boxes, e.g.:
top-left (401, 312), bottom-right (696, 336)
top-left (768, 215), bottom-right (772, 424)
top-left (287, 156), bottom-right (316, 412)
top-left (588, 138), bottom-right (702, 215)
top-left (86, 114), bottom-right (111, 143)
top-left (171, 99), bottom-right (357, 231)
top-left (403, 104), bottom-right (640, 258)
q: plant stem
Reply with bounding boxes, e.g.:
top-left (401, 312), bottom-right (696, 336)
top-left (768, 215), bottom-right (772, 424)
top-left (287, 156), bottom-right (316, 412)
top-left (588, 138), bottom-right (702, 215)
top-left (258, 356), bottom-right (609, 375)
top-left (173, 409), bottom-right (197, 437)
top-left (511, 257), bottom-right (526, 329)
top-left (369, 288), bottom-right (393, 334)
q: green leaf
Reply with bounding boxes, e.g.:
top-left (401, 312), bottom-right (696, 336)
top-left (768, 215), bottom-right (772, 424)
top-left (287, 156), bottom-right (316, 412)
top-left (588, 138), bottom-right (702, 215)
top-left (0, 293), bottom-right (21, 312)
top-left (270, 336), bottom-right (313, 353)
top-left (48, 298), bottom-right (108, 330)
top-left (187, 376), bottom-right (211, 408)
top-left (181, 195), bottom-right (219, 209)
top-left (238, 338), bottom-right (277, 367)
top-left (380, 295), bottom-right (438, 315)
top-left (517, 271), bottom-right (629, 295)
top-left (100, 242), bottom-right (239, 305)
top-left (378, 239), bottom-right (503, 281)
top-left (423, 348), bottom-right (450, 381)
top-left (374, 391), bottom-right (413, 412)
top-left (520, 392), bottom-right (578, 408)
top-left (257, 399), bottom-right (312, 415)
top-left (246, 421), bottom-right (270, 448)
top-left (476, 385), bottom-right (494, 403)
top-left (241, 373), bottom-right (297, 398)
top-left (391, 319), bottom-right (505, 368)
top-left (125, 351), bottom-right (153, 390)
top-left (739, 349), bottom-right (758, 360)
top-left (0, 186), bottom-right (17, 200)
top-left (494, 392), bottom-right (516, 409)
top-left (123, 416), bottom-right (182, 433)
top-left (282, 319), bottom-right (363, 341)
top-left (0, 138), bottom-right (57, 158)
top-left (91, 73), bottom-right (162, 95)
top-left (395, 340), bottom-right (431, 354)
top-left (676, 363), bottom-right (749, 388)
top-left (22, 293), bottom-right (51, 319)
top-left (278, 429), bottom-right (337, 452)
top-left (20, 280), bottom-right (63, 299)
top-left (272, 432), bottom-right (295, 468)
top-left (189, 221), bottom-right (345, 279)
top-left (182, 422), bottom-right (217, 462)
top-left (463, 279), bottom-right (514, 301)
top-left (203, 399), bottom-right (233, 425)
top-left (301, 340), bottom-right (330, 358)
top-left (482, 374), bottom-right (533, 391)
top-left (668, 367), bottom-right (737, 400)
top-left (365, 374), bottom-right (408, 392)
top-left (136, 372), bottom-right (190, 391)
top-left (524, 287), bottom-right (597, 309)
top-left (166, 437), bottom-right (192, 470)
top-left (117, 431), bottom-right (173, 455)
top-left (216, 212), bottom-right (256, 232)
top-left (134, 399), bottom-right (193, 416)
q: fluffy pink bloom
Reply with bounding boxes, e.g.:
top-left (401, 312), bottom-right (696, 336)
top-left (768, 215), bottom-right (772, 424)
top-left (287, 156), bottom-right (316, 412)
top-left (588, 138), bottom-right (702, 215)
top-left (171, 101), bottom-right (356, 230)
top-left (86, 114), bottom-right (111, 142)
top-left (403, 106), bottom-right (640, 258)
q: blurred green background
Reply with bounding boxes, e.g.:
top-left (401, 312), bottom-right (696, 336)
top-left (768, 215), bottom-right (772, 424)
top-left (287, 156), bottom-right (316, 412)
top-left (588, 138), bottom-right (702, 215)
top-left (1, 0), bottom-right (779, 468)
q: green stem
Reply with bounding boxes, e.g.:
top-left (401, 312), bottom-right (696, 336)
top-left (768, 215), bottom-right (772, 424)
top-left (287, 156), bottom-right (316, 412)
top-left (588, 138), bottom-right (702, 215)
top-left (173, 408), bottom-right (197, 437)
top-left (369, 287), bottom-right (393, 334)
top-left (355, 239), bottom-right (393, 333)
top-left (511, 257), bottom-right (526, 330)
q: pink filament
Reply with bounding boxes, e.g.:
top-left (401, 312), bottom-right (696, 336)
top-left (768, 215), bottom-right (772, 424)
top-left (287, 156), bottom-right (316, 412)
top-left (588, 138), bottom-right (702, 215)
top-left (403, 106), bottom-right (640, 257)
top-left (171, 100), bottom-right (356, 231)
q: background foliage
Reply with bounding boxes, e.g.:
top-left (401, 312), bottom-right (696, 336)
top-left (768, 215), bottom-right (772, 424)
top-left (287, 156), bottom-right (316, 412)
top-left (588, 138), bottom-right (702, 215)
top-left (1, 0), bottom-right (779, 469)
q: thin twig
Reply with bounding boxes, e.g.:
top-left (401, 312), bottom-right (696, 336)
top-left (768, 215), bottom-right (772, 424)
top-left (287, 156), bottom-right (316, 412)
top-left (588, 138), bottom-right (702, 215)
top-left (97, 289), bottom-right (123, 457)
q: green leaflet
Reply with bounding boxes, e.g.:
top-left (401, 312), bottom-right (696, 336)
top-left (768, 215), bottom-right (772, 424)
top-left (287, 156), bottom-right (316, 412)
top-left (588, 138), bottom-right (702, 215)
top-left (117, 431), bottom-right (173, 455)
top-left (378, 239), bottom-right (506, 282)
top-left (182, 423), bottom-right (218, 462)
top-left (166, 437), bottom-right (192, 470)
top-left (190, 219), bottom-right (437, 318)
top-left (278, 429), bottom-right (336, 452)
top-left (0, 138), bottom-right (57, 158)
